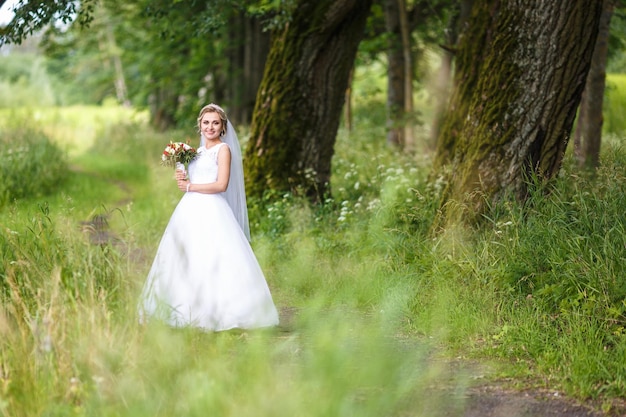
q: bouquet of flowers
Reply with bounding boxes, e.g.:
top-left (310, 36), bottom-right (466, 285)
top-left (161, 141), bottom-right (197, 173)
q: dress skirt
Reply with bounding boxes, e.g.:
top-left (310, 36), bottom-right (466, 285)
top-left (139, 191), bottom-right (279, 331)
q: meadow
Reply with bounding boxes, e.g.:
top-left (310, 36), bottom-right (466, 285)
top-left (1, 76), bottom-right (626, 415)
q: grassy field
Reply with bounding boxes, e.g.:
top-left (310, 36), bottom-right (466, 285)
top-left (1, 97), bottom-right (625, 416)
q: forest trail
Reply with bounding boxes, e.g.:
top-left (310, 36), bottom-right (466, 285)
top-left (79, 173), bottom-right (620, 417)
top-left (277, 307), bottom-right (611, 417)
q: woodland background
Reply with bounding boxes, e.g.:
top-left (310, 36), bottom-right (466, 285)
top-left (1, 1), bottom-right (626, 416)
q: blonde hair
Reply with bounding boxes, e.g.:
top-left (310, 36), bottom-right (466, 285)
top-left (197, 103), bottom-right (228, 135)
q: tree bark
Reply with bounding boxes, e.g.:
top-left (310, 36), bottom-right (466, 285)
top-left (226, 12), bottom-right (270, 126)
top-left (245, 0), bottom-right (373, 201)
top-left (429, 0), bottom-right (473, 150)
top-left (227, 13), bottom-right (246, 125)
top-left (150, 88), bottom-right (178, 131)
top-left (345, 65), bottom-right (354, 131)
top-left (434, 0), bottom-right (603, 224)
top-left (244, 16), bottom-right (270, 124)
top-left (573, 0), bottom-right (614, 169)
top-left (384, 0), bottom-right (406, 147)
top-left (398, 0), bottom-right (415, 152)
top-left (105, 22), bottom-right (130, 107)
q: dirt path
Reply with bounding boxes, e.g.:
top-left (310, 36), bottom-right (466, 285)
top-left (277, 308), bottom-right (622, 417)
top-left (458, 385), bottom-right (603, 417)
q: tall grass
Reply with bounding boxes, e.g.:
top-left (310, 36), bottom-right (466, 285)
top-left (1, 101), bottom-right (626, 415)
top-left (0, 201), bottom-right (464, 416)
top-left (478, 148), bottom-right (626, 400)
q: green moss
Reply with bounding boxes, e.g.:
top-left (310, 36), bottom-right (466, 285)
top-left (245, 24), bottom-right (306, 198)
top-left (434, 3), bottom-right (525, 224)
top-left (245, 0), bottom-right (371, 201)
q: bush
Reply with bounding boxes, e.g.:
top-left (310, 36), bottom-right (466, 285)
top-left (0, 126), bottom-right (69, 206)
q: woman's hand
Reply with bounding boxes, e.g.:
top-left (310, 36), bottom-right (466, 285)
top-left (177, 178), bottom-right (190, 192)
top-left (175, 168), bottom-right (186, 181)
top-left (175, 168), bottom-right (189, 192)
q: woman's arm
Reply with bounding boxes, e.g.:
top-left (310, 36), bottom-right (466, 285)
top-left (176, 145), bottom-right (231, 193)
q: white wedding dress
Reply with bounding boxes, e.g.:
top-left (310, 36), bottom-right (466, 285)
top-left (139, 143), bottom-right (279, 331)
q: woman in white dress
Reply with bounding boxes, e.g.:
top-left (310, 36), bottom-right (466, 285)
top-left (139, 103), bottom-right (279, 331)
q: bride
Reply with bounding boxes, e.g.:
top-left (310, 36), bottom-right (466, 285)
top-left (138, 103), bottom-right (279, 331)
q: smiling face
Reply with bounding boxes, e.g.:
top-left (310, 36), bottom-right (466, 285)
top-left (200, 111), bottom-right (223, 143)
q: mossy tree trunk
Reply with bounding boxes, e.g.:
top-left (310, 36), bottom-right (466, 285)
top-left (244, 0), bottom-right (373, 201)
top-left (434, 0), bottom-right (603, 224)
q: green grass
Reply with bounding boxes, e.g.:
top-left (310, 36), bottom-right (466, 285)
top-left (1, 102), bottom-right (626, 415)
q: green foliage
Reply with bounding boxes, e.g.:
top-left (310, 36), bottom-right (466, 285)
top-left (604, 74), bottom-right (626, 135)
top-left (0, 126), bottom-right (69, 207)
top-left (607, 5), bottom-right (626, 73)
top-left (40, 22), bottom-right (117, 105)
top-left (0, 53), bottom-right (56, 107)
top-left (0, 0), bottom-right (97, 46)
top-left (246, 0), bottom-right (297, 30)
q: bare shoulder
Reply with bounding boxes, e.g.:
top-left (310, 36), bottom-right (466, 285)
top-left (217, 143), bottom-right (232, 159)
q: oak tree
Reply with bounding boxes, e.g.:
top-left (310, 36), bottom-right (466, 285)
top-left (434, 1), bottom-right (604, 224)
top-left (244, 0), bottom-right (373, 201)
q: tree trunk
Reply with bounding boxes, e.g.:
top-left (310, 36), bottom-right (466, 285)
top-left (150, 88), bottom-right (178, 131)
top-left (245, 0), bottom-right (373, 201)
top-left (398, 0), bottom-right (415, 152)
top-left (345, 65), bottom-right (354, 131)
top-left (384, 0), bottom-right (406, 147)
top-left (227, 13), bottom-right (246, 125)
top-left (573, 0), bottom-right (614, 169)
top-left (226, 12), bottom-right (270, 126)
top-left (434, 0), bottom-right (603, 224)
top-left (105, 23), bottom-right (130, 107)
top-left (429, 0), bottom-right (473, 150)
top-left (243, 16), bottom-right (270, 125)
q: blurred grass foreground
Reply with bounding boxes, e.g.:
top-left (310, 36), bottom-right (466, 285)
top-left (1, 102), bottom-right (626, 416)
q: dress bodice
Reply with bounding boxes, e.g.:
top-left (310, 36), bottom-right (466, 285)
top-left (188, 143), bottom-right (227, 184)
